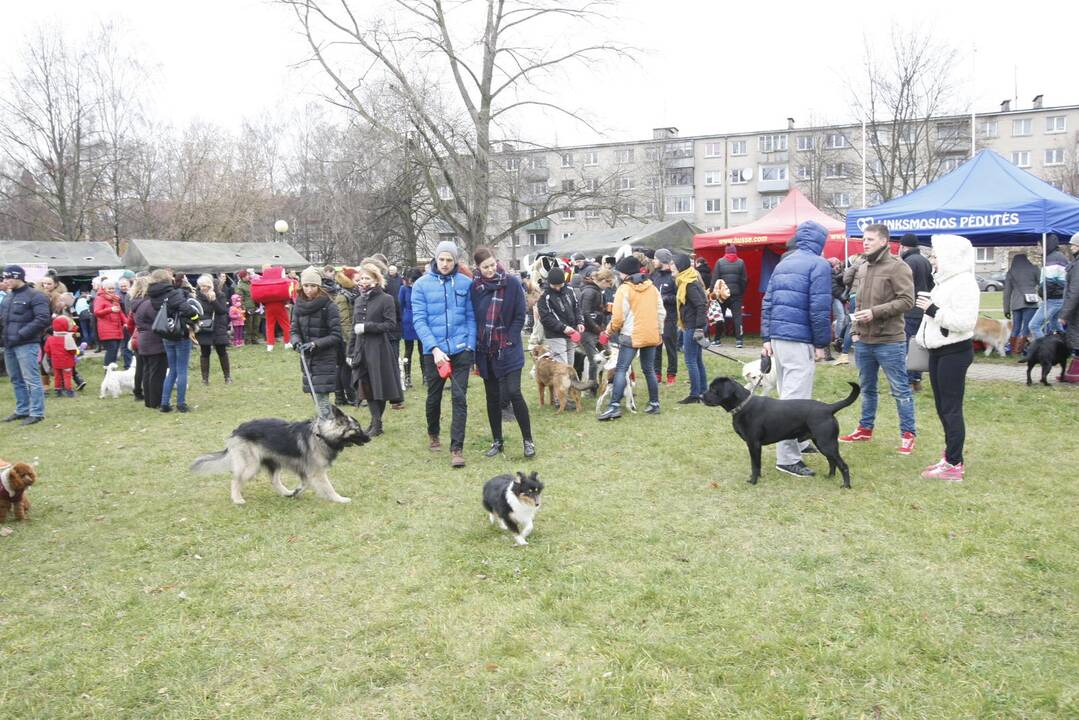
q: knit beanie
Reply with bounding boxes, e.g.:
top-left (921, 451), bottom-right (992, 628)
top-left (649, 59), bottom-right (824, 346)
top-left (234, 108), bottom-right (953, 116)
top-left (900, 233), bottom-right (919, 248)
top-left (300, 266), bottom-right (322, 286)
top-left (654, 248), bottom-right (674, 265)
top-left (615, 256), bottom-right (642, 276)
top-left (435, 240), bottom-right (460, 261)
top-left (725, 243), bottom-right (737, 254)
top-left (673, 253), bottom-right (692, 273)
top-left (547, 267), bottom-right (565, 286)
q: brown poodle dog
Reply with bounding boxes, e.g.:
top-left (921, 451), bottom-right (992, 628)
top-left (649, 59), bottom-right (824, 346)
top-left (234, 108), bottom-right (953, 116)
top-left (0, 462), bottom-right (37, 522)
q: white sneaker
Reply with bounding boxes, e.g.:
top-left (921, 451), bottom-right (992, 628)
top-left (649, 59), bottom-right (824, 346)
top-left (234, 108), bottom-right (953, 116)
top-left (266, 345), bottom-right (274, 352)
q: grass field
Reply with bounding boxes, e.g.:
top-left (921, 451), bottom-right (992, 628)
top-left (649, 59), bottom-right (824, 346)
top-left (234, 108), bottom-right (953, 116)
top-left (2, 336), bottom-right (1077, 719)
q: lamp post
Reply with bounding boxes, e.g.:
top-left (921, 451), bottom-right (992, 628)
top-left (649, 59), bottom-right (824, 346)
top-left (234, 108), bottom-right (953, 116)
top-left (274, 219), bottom-right (289, 238)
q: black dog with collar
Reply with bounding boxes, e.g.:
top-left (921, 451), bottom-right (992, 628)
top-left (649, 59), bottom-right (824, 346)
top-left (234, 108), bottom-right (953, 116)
top-left (702, 377), bottom-right (860, 488)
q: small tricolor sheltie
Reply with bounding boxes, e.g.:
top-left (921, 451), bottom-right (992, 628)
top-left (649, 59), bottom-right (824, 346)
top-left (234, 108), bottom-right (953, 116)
top-left (482, 471), bottom-right (543, 546)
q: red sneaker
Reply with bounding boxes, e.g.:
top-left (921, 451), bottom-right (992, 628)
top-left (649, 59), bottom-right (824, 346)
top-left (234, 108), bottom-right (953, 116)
top-left (898, 432), bottom-right (916, 456)
top-left (921, 462), bottom-right (964, 482)
top-left (666, 374), bottom-right (677, 386)
top-left (839, 426), bottom-right (873, 443)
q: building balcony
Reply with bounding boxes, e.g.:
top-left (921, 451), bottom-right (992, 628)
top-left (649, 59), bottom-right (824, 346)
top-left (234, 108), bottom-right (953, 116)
top-left (665, 156), bottom-right (695, 169)
top-left (521, 217), bottom-right (550, 232)
top-left (757, 178), bottom-right (790, 193)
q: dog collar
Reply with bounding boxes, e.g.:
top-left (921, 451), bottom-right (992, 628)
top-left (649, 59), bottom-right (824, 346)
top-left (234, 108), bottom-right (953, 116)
top-left (536, 352), bottom-right (552, 361)
top-left (728, 394), bottom-right (754, 416)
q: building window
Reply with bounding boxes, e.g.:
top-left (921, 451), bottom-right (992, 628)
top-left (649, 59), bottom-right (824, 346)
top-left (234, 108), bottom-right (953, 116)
top-left (980, 120), bottom-right (998, 138)
top-left (704, 171), bottom-right (723, 186)
top-left (644, 176), bottom-right (660, 190)
top-left (796, 135), bottom-right (814, 151)
top-left (796, 165), bottom-right (814, 180)
top-left (758, 134), bottom-right (788, 153)
top-left (666, 170), bottom-right (692, 186)
top-left (867, 191), bottom-right (884, 206)
top-left (560, 232), bottom-right (573, 240)
top-left (868, 158), bottom-right (883, 175)
top-left (760, 165), bottom-right (788, 181)
top-left (560, 152), bottom-right (574, 168)
top-left (729, 139), bottom-right (747, 156)
top-left (584, 208), bottom-right (600, 219)
top-left (616, 148), bottom-right (634, 164)
top-left (824, 162), bottom-right (848, 178)
top-left (618, 201), bottom-right (635, 215)
top-left (940, 156), bottom-right (963, 174)
top-left (730, 197), bottom-right (747, 213)
top-left (666, 196), bottom-right (694, 214)
top-left (1011, 151), bottom-right (1031, 168)
top-left (560, 209), bottom-right (576, 220)
top-left (528, 181), bottom-right (547, 196)
top-left (645, 146), bottom-right (659, 161)
top-left (1045, 148), bottom-right (1066, 166)
top-left (1046, 116), bottom-right (1067, 134)
top-left (437, 185), bottom-right (453, 200)
top-left (761, 196), bottom-right (781, 210)
top-left (824, 133), bottom-right (848, 149)
top-left (937, 123), bottom-right (963, 142)
top-left (664, 140), bottom-right (693, 158)
top-left (975, 247), bottom-right (994, 263)
top-left (1012, 118), bottom-right (1032, 137)
top-left (503, 157), bottom-right (520, 171)
top-left (561, 179), bottom-right (575, 193)
top-left (873, 128), bottom-right (890, 145)
top-left (583, 150), bottom-right (599, 166)
top-left (729, 168), bottom-right (747, 185)
top-left (645, 200), bottom-right (657, 216)
top-left (582, 178), bottom-right (597, 192)
top-left (831, 192), bottom-right (851, 208)
top-left (529, 231), bottom-right (548, 246)
top-left (705, 198), bottom-right (723, 214)
top-left (705, 142), bottom-right (723, 157)
top-left (616, 176), bottom-right (635, 190)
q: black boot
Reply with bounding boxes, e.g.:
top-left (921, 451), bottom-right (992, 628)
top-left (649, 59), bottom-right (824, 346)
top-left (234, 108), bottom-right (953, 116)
top-left (220, 351), bottom-right (232, 384)
top-left (366, 400), bottom-right (384, 437)
top-left (484, 439), bottom-right (504, 457)
top-left (200, 355), bottom-right (210, 385)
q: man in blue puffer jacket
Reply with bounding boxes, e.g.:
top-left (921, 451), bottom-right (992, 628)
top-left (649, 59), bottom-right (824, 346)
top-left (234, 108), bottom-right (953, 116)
top-left (412, 240), bottom-right (476, 468)
top-left (1, 265), bottom-right (52, 425)
top-left (760, 221), bottom-right (834, 478)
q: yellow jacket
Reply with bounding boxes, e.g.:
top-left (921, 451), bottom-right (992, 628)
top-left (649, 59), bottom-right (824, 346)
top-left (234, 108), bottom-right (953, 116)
top-left (608, 277), bottom-right (664, 348)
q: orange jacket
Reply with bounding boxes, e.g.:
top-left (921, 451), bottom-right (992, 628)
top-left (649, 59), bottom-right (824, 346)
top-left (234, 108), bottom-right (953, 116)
top-left (607, 277), bottom-right (664, 348)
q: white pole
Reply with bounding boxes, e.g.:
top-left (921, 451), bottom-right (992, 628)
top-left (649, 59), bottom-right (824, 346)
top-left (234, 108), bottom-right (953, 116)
top-left (861, 119), bottom-right (867, 208)
top-left (1042, 231), bottom-right (1047, 302)
top-left (971, 44), bottom-right (977, 158)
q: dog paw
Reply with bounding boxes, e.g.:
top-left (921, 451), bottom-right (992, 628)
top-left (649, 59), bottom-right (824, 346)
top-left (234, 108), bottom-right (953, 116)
top-left (334, 496), bottom-right (352, 504)
top-left (232, 498), bottom-right (246, 505)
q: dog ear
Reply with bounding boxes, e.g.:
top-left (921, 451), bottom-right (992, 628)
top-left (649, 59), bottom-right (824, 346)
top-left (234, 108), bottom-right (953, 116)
top-left (515, 471), bottom-right (526, 485)
top-left (528, 471), bottom-right (540, 484)
top-left (11, 464), bottom-right (35, 489)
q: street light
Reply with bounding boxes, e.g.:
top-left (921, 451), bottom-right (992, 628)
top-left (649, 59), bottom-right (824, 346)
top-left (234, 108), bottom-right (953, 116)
top-left (274, 219), bottom-right (289, 237)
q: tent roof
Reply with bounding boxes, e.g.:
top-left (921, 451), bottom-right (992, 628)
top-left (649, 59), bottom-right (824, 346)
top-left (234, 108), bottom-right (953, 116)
top-left (693, 188), bottom-right (846, 250)
top-left (122, 239), bottom-right (310, 274)
top-left (845, 149), bottom-right (1079, 246)
top-left (544, 219), bottom-right (701, 257)
top-left (0, 241), bottom-right (123, 275)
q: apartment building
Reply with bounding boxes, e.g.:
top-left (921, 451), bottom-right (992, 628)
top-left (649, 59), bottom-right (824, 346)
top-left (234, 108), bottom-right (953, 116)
top-left (489, 97), bottom-right (1078, 272)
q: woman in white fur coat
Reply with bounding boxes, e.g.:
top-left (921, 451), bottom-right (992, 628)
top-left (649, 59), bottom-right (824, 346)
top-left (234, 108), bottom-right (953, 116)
top-left (913, 234), bottom-right (980, 482)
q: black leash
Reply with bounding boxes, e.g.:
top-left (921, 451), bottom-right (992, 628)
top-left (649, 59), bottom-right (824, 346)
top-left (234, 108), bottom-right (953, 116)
top-left (700, 342), bottom-right (766, 401)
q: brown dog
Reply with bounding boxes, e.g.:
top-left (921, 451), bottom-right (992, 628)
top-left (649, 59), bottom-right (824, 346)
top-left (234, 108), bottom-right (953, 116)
top-left (973, 316), bottom-right (1012, 357)
top-left (0, 462), bottom-right (37, 523)
top-left (531, 344), bottom-right (595, 412)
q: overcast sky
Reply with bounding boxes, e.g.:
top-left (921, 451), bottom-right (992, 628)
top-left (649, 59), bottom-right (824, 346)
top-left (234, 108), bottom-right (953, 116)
top-left (3, 0), bottom-right (1077, 145)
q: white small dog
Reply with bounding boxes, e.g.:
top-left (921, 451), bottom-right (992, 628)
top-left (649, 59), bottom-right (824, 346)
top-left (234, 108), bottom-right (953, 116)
top-left (100, 360), bottom-right (137, 398)
top-left (742, 357), bottom-right (778, 396)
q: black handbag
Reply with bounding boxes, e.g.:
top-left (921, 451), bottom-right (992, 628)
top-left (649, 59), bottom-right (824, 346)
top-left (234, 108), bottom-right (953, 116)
top-left (152, 300), bottom-right (184, 340)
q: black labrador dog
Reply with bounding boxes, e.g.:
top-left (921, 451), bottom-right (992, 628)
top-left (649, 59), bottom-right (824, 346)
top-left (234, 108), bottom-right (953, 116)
top-left (1026, 331), bottom-right (1070, 386)
top-left (702, 376), bottom-right (860, 488)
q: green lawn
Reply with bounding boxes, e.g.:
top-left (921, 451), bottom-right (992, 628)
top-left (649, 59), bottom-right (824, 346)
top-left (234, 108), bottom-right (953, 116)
top-left (3, 345), bottom-right (1077, 718)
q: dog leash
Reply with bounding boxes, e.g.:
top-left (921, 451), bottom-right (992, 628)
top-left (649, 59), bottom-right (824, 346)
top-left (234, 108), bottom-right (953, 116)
top-left (701, 343), bottom-right (765, 398)
top-left (296, 345), bottom-right (324, 418)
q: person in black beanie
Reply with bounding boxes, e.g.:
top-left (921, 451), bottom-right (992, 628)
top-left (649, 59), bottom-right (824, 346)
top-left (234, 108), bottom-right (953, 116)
top-left (651, 248), bottom-right (678, 386)
top-left (900, 233), bottom-right (934, 391)
top-left (537, 266), bottom-right (583, 365)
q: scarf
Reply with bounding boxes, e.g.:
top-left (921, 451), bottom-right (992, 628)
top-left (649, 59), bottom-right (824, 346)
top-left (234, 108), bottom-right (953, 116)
top-left (723, 252), bottom-right (738, 263)
top-left (473, 270), bottom-right (508, 353)
top-left (675, 266), bottom-right (702, 329)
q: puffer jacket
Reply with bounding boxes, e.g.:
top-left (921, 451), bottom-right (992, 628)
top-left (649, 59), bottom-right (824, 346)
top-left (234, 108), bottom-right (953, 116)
top-left (411, 260), bottom-right (475, 356)
top-left (195, 289), bottom-right (231, 346)
top-left (760, 222), bottom-right (833, 348)
top-left (608, 274), bottom-right (664, 348)
top-left (915, 235), bottom-right (979, 350)
top-left (851, 245), bottom-right (914, 344)
top-left (398, 283), bottom-right (418, 341)
top-left (93, 290), bottom-right (127, 341)
top-left (1040, 235), bottom-right (1069, 300)
top-left (1002, 255), bottom-right (1040, 314)
top-left (902, 247), bottom-right (935, 322)
top-left (713, 255), bottom-right (748, 298)
top-left (652, 267), bottom-right (677, 329)
top-left (538, 284), bottom-right (583, 337)
top-left (579, 280), bottom-right (607, 335)
top-left (333, 272), bottom-right (358, 346)
top-left (291, 291), bottom-right (342, 394)
top-left (0, 284), bottom-right (51, 348)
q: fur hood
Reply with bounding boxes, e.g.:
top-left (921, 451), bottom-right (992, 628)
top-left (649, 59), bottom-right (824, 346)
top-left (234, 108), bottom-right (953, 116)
top-left (915, 234), bottom-right (979, 350)
top-left (931, 234), bottom-right (975, 283)
top-left (335, 270), bottom-right (356, 290)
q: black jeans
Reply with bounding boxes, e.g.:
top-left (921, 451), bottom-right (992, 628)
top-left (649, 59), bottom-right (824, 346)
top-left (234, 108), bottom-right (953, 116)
top-left (483, 367), bottom-right (532, 443)
top-left (928, 340), bottom-right (973, 466)
top-left (721, 296), bottom-right (744, 341)
top-left (656, 320), bottom-right (678, 377)
top-left (422, 350), bottom-right (472, 451)
top-left (102, 339), bottom-right (123, 367)
top-left (141, 352), bottom-right (167, 408)
top-left (199, 343), bottom-right (231, 379)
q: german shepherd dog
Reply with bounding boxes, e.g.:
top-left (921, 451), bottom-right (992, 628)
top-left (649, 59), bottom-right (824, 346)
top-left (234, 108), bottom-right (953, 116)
top-left (191, 405), bottom-right (370, 504)
top-left (531, 344), bottom-right (596, 412)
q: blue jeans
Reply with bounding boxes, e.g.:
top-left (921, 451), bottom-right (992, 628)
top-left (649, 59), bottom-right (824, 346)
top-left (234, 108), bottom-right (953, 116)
top-left (854, 341), bottom-right (915, 435)
top-left (1029, 299), bottom-right (1063, 339)
top-left (1011, 307), bottom-right (1036, 338)
top-left (162, 338), bottom-right (192, 407)
top-left (4, 343), bottom-right (45, 418)
top-left (841, 297), bottom-right (856, 353)
top-left (610, 344), bottom-right (659, 407)
top-left (682, 332), bottom-right (708, 396)
top-left (832, 298), bottom-right (849, 343)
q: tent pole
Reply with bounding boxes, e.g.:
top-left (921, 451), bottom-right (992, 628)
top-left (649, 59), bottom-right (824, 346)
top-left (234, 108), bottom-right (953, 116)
top-left (1042, 232), bottom-right (1047, 303)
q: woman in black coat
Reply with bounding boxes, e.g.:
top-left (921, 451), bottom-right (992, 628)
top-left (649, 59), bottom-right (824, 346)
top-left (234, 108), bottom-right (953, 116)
top-left (347, 263), bottom-right (403, 437)
top-left (291, 268), bottom-right (343, 418)
top-left (195, 274), bottom-right (232, 384)
top-left (470, 246), bottom-right (533, 459)
top-left (674, 252), bottom-right (709, 404)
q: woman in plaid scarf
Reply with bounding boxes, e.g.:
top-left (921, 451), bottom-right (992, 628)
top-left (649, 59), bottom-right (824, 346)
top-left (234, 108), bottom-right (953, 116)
top-left (470, 246), bottom-right (534, 459)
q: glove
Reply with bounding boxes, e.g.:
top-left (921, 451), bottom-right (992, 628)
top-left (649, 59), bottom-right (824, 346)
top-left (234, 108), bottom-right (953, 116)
top-left (302, 342), bottom-right (315, 352)
top-left (291, 340), bottom-right (303, 352)
top-left (344, 356), bottom-right (353, 366)
top-left (354, 323), bottom-right (365, 335)
top-left (599, 331), bottom-right (609, 346)
top-left (1003, 311), bottom-right (1011, 319)
top-left (437, 359), bottom-right (452, 380)
top-left (569, 330), bottom-right (581, 344)
top-left (694, 329), bottom-right (710, 349)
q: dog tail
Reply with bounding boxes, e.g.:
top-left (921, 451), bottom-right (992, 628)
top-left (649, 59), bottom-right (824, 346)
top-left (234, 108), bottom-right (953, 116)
top-left (190, 450), bottom-right (231, 475)
top-left (570, 378), bottom-right (597, 392)
top-left (828, 382), bottom-right (861, 414)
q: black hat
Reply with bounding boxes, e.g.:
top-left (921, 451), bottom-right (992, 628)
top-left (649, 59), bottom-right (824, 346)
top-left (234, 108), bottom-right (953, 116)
top-left (673, 253), bottom-right (692, 273)
top-left (900, 233), bottom-right (919, 248)
top-left (615, 256), bottom-right (642, 275)
top-left (547, 267), bottom-right (565, 285)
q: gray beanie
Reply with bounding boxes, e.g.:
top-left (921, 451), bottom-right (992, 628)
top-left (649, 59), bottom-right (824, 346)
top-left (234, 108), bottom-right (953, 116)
top-left (654, 248), bottom-right (674, 265)
top-left (434, 240), bottom-right (460, 262)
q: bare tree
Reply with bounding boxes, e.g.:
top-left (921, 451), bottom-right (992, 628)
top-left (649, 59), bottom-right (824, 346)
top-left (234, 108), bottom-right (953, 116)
top-left (281, 0), bottom-right (629, 253)
top-left (791, 123), bottom-right (858, 217)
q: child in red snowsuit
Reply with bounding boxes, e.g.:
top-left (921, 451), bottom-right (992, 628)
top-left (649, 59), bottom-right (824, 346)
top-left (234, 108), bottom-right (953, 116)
top-left (43, 316), bottom-right (79, 397)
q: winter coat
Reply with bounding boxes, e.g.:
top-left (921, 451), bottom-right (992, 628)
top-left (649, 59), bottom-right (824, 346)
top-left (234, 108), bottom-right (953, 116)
top-left (570, 262), bottom-right (598, 289)
top-left (1040, 236), bottom-right (1069, 300)
top-left (695, 259), bottom-right (712, 290)
top-left (470, 273), bottom-right (526, 380)
top-left (1002, 255), bottom-right (1040, 314)
top-left (0, 284), bottom-right (51, 348)
top-left (1060, 259), bottom-right (1079, 350)
top-left (385, 273), bottom-right (403, 342)
top-left (713, 256), bottom-right (748, 298)
top-left (333, 273), bottom-right (358, 346)
top-left (579, 281), bottom-right (608, 335)
top-left (760, 226), bottom-right (833, 348)
top-left (538, 285), bottom-right (583, 337)
top-left (608, 275), bottom-right (664, 348)
top-left (132, 297), bottom-right (163, 356)
top-left (398, 284), bottom-right (419, 341)
top-left (135, 282), bottom-right (199, 355)
top-left (411, 260), bottom-right (476, 356)
top-left (914, 235), bottom-right (979, 351)
top-left (678, 280), bottom-right (708, 332)
top-left (851, 247), bottom-right (914, 344)
top-left (902, 247), bottom-right (935, 322)
top-left (347, 286), bottom-right (402, 402)
top-left (291, 291), bottom-right (342, 394)
top-left (652, 268), bottom-right (678, 329)
top-left (831, 267), bottom-right (847, 300)
top-left (93, 291), bottom-right (127, 341)
top-left (195, 289), bottom-right (231, 346)
top-left (235, 279), bottom-right (256, 311)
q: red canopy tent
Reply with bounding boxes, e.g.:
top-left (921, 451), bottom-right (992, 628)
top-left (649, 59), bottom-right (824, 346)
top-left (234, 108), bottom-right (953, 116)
top-left (693, 188), bottom-right (865, 334)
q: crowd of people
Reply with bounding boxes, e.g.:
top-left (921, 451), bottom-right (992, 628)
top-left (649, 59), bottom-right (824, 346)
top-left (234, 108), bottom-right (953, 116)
top-left (3, 229), bottom-right (1078, 479)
